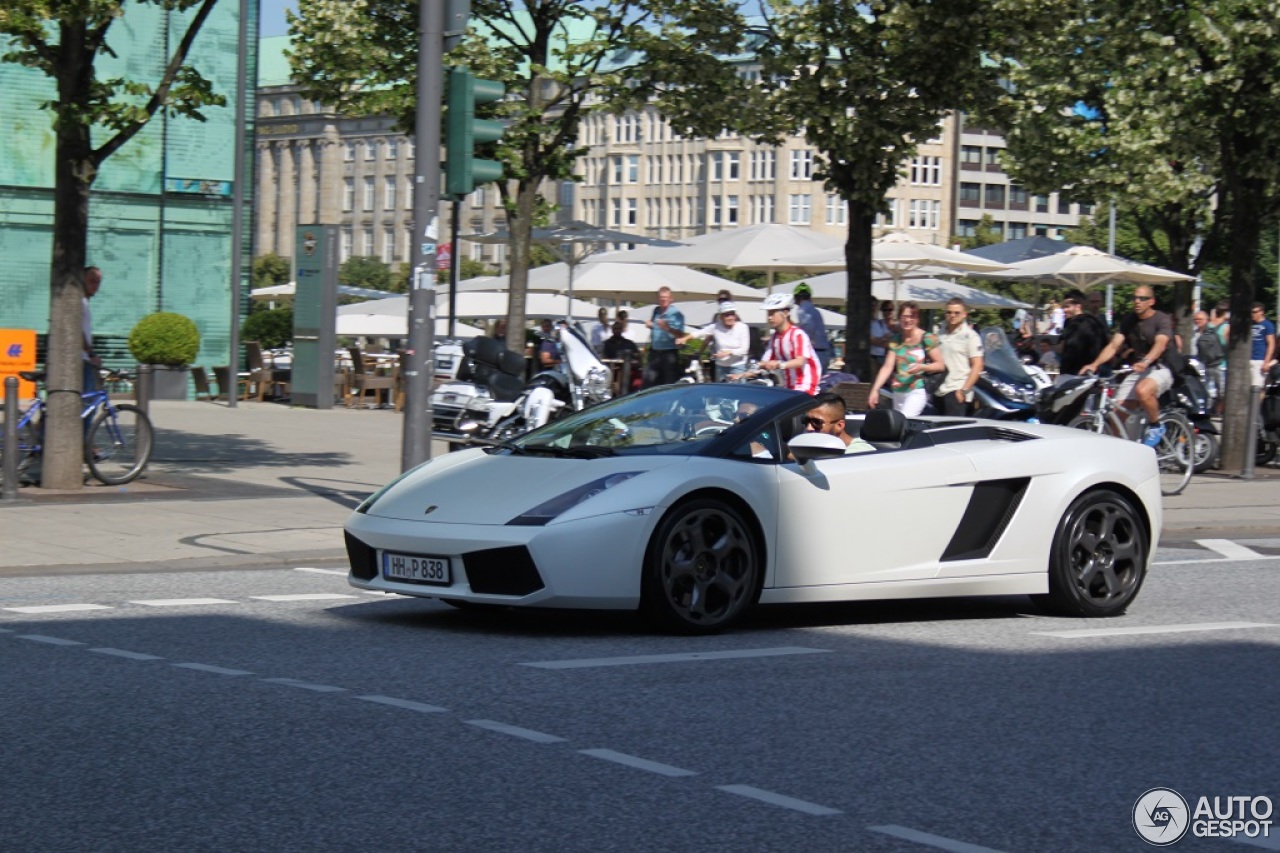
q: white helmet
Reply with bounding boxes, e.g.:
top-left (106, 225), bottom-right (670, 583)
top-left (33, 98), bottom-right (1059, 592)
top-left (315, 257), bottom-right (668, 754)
top-left (762, 292), bottom-right (794, 313)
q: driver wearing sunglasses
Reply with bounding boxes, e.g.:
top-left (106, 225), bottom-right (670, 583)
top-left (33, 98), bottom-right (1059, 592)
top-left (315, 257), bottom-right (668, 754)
top-left (803, 392), bottom-right (875, 454)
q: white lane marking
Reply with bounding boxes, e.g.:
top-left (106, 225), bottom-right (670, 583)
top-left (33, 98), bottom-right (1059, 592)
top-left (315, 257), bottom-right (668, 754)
top-left (1198, 538), bottom-right (1268, 560)
top-left (130, 598), bottom-right (239, 607)
top-left (522, 646), bottom-right (832, 669)
top-left (869, 825), bottom-right (1007, 852)
top-left (249, 594), bottom-right (358, 602)
top-left (294, 567), bottom-right (347, 576)
top-left (465, 720), bottom-right (567, 744)
top-left (261, 678), bottom-right (346, 693)
top-left (4, 604), bottom-right (112, 614)
top-left (716, 784), bottom-right (841, 816)
top-left (356, 695), bottom-right (449, 714)
top-left (579, 749), bottom-right (697, 778)
top-left (1033, 622), bottom-right (1277, 639)
top-left (1234, 833), bottom-right (1280, 850)
top-left (89, 648), bottom-right (163, 661)
top-left (16, 634), bottom-right (84, 646)
top-left (173, 663), bottom-right (254, 676)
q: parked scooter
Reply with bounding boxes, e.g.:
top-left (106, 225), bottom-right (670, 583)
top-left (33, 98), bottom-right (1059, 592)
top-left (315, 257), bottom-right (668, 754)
top-left (465, 321), bottom-right (615, 440)
top-left (970, 326), bottom-right (1051, 420)
top-left (1258, 363), bottom-right (1280, 466)
top-left (1164, 358), bottom-right (1220, 473)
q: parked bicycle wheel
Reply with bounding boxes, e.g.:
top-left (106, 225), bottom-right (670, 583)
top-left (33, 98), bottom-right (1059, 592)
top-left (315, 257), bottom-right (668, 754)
top-left (85, 403), bottom-right (153, 485)
top-left (1156, 409), bottom-right (1194, 496)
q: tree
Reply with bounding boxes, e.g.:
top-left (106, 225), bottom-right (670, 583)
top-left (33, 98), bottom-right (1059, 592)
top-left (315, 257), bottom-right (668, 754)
top-left (1, 0), bottom-right (223, 489)
top-left (252, 253), bottom-right (292, 289)
top-left (951, 215), bottom-right (1005, 252)
top-left (339, 255), bottom-right (394, 291)
top-left (988, 0), bottom-right (1280, 472)
top-left (288, 0), bottom-right (748, 355)
top-left (749, 0), bottom-right (1013, 379)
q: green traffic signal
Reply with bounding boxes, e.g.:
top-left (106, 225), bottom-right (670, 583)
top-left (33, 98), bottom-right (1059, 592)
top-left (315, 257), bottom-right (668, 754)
top-left (445, 66), bottom-right (506, 196)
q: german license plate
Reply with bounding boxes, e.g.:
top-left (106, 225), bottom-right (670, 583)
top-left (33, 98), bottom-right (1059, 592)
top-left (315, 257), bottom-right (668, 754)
top-left (383, 552), bottom-right (451, 585)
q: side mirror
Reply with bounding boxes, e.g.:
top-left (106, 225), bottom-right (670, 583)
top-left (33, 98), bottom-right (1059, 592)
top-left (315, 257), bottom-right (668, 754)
top-left (787, 432), bottom-right (847, 464)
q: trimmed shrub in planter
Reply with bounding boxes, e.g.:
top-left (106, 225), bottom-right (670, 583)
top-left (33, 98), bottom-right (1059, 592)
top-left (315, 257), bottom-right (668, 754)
top-left (128, 312), bottom-right (201, 400)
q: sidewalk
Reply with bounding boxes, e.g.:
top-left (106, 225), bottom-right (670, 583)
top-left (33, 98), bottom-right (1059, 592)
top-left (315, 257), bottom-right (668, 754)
top-left (3, 400), bottom-right (1280, 575)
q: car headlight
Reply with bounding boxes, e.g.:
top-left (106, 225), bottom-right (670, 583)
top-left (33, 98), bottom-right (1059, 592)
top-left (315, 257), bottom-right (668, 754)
top-left (586, 366), bottom-right (612, 400)
top-left (507, 472), bottom-right (641, 526)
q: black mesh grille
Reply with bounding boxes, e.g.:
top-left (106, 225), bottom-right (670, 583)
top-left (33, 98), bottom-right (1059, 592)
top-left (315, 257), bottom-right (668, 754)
top-left (345, 531), bottom-right (378, 580)
top-left (463, 546), bottom-right (544, 596)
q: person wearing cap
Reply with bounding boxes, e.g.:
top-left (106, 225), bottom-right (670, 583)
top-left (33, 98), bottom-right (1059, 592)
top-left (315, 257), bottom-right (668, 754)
top-left (734, 292), bottom-right (821, 394)
top-left (793, 282), bottom-right (829, 373)
top-left (683, 301), bottom-right (750, 381)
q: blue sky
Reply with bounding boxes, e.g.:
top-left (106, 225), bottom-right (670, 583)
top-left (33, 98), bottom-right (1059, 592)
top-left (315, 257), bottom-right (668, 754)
top-left (260, 0), bottom-right (296, 37)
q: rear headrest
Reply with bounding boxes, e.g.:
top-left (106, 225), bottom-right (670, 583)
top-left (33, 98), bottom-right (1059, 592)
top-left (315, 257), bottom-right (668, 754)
top-left (861, 408), bottom-right (907, 444)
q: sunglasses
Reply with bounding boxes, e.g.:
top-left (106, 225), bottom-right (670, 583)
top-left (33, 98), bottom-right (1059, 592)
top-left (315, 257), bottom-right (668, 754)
top-left (1133, 295), bottom-right (1154, 302)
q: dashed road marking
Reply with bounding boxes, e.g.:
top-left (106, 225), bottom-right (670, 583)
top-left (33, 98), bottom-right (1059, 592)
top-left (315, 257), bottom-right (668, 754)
top-left (580, 748), bottom-right (698, 777)
top-left (356, 695), bottom-right (449, 714)
top-left (465, 720), bottom-right (567, 744)
top-left (716, 785), bottom-right (841, 815)
top-left (89, 647), bottom-right (163, 661)
top-left (869, 824), bottom-right (1007, 852)
top-left (1198, 538), bottom-right (1268, 560)
top-left (17, 634), bottom-right (84, 646)
top-left (249, 594), bottom-right (358, 602)
top-left (522, 646), bottom-right (832, 669)
top-left (261, 677), bottom-right (346, 693)
top-left (4, 604), bottom-right (112, 614)
top-left (1033, 621), bottom-right (1277, 639)
top-left (130, 598), bottom-right (239, 607)
top-left (173, 663), bottom-right (254, 676)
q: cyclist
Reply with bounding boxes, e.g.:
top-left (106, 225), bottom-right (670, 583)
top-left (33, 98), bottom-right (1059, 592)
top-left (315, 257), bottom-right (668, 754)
top-left (1081, 285), bottom-right (1175, 447)
top-left (732, 292), bottom-right (821, 394)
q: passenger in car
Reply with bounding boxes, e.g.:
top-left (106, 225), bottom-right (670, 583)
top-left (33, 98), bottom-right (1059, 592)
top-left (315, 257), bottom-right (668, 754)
top-left (804, 392), bottom-right (875, 454)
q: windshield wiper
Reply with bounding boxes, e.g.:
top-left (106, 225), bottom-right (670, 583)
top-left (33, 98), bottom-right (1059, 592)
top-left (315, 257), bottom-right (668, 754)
top-left (519, 444), bottom-right (617, 459)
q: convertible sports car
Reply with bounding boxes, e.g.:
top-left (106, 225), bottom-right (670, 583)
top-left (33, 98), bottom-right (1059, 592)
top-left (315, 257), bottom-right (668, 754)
top-left (345, 384), bottom-right (1162, 633)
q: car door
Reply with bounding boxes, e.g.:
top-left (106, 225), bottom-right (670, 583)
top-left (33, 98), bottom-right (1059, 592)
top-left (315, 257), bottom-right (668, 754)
top-left (770, 444), bottom-right (978, 588)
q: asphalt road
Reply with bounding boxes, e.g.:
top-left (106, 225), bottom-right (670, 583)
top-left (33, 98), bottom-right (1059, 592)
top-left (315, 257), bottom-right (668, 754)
top-left (2, 543), bottom-right (1278, 852)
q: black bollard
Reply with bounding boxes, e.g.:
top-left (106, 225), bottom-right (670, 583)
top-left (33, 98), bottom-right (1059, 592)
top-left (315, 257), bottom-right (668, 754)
top-left (3, 376), bottom-right (18, 499)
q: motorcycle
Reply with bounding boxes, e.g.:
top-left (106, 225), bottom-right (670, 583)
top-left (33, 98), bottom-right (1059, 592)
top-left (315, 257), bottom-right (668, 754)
top-left (429, 336), bottom-right (528, 438)
top-left (1163, 357), bottom-right (1219, 473)
top-left (970, 326), bottom-right (1051, 420)
top-left (1258, 363), bottom-right (1280, 466)
top-left (464, 322), bottom-right (615, 441)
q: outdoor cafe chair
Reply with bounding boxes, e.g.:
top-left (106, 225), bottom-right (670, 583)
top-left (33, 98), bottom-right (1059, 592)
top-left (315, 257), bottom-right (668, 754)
top-left (347, 346), bottom-right (394, 408)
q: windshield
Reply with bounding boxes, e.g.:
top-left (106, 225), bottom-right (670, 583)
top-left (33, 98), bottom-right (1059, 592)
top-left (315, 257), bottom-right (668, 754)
top-left (504, 384), bottom-right (800, 456)
top-left (980, 326), bottom-right (1034, 380)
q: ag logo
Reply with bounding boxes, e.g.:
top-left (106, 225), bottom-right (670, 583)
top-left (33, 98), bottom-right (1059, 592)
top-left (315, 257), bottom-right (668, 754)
top-left (1134, 787), bottom-right (1190, 846)
top-left (302, 231), bottom-right (318, 256)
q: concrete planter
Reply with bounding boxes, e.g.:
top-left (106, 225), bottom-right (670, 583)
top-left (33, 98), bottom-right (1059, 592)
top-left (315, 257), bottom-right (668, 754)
top-left (148, 365), bottom-right (191, 400)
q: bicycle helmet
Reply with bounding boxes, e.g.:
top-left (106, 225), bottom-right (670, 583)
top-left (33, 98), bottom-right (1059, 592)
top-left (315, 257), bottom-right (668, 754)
top-left (762, 292), bottom-right (794, 313)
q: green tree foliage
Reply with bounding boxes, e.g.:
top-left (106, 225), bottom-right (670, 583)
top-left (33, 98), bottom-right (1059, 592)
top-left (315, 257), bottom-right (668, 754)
top-left (988, 0), bottom-right (1280, 472)
top-left (1, 0), bottom-right (224, 489)
top-left (748, 0), bottom-right (1013, 378)
top-left (288, 0), bottom-right (749, 354)
top-left (242, 307), bottom-right (294, 350)
top-left (252, 253), bottom-right (292, 289)
top-left (951, 215), bottom-right (1005, 252)
top-left (339, 255), bottom-right (393, 291)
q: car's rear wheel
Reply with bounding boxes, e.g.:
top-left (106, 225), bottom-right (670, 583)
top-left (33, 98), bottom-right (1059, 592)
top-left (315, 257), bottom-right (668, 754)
top-left (1035, 489), bottom-right (1148, 617)
top-left (641, 498), bottom-right (760, 634)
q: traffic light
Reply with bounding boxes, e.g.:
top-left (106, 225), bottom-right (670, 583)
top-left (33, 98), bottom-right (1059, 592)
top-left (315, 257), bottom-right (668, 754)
top-left (444, 66), bottom-right (505, 197)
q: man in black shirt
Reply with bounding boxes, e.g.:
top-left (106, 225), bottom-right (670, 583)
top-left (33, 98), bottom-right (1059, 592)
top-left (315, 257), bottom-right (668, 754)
top-left (1083, 285), bottom-right (1175, 447)
top-left (1058, 289), bottom-right (1110, 377)
top-left (602, 321), bottom-right (638, 360)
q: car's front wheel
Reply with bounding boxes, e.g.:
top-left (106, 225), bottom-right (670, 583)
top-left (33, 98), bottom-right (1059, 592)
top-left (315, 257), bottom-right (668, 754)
top-left (641, 498), bottom-right (760, 634)
top-left (1035, 489), bottom-right (1148, 617)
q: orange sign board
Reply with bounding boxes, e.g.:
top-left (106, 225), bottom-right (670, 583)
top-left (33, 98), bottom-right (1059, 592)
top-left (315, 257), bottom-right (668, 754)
top-left (0, 329), bottom-right (37, 401)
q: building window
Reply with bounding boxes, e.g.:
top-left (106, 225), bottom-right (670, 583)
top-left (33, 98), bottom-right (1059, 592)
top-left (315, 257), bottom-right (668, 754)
top-left (880, 198), bottom-right (898, 228)
top-left (1009, 185), bottom-right (1029, 206)
top-left (343, 142), bottom-right (355, 162)
top-left (751, 195), bottom-right (775, 224)
top-left (341, 229), bottom-right (353, 261)
top-left (910, 156), bottom-right (942, 186)
top-left (825, 195), bottom-right (847, 226)
top-left (984, 184), bottom-right (1006, 207)
top-left (364, 141), bottom-right (376, 161)
top-left (750, 150), bottom-right (775, 181)
top-left (386, 138), bottom-right (398, 159)
top-left (959, 182), bottom-right (981, 204)
top-left (1008, 222), bottom-right (1029, 240)
top-left (985, 147), bottom-right (1001, 168)
top-left (343, 178), bottom-right (355, 212)
top-left (789, 149), bottom-right (814, 180)
top-left (384, 176), bottom-right (396, 210)
top-left (1058, 197), bottom-right (1072, 214)
top-left (627, 155), bottom-right (638, 183)
top-left (1079, 202), bottom-right (1094, 216)
top-left (363, 176), bottom-right (375, 211)
top-left (383, 229), bottom-right (396, 263)
top-left (788, 194), bottom-right (811, 225)
top-left (908, 199), bottom-right (940, 230)
top-left (960, 145), bottom-right (982, 166)
top-left (626, 198), bottom-right (637, 226)
top-left (1034, 194), bottom-right (1049, 213)
top-left (611, 156), bottom-right (624, 184)
top-left (362, 228), bottom-right (373, 255)
top-left (405, 178), bottom-right (414, 209)
top-left (725, 151), bottom-right (740, 180)
top-left (726, 195), bottom-right (739, 225)
top-left (956, 219), bottom-right (980, 238)
top-left (610, 198), bottom-right (621, 227)
top-left (710, 196), bottom-right (722, 225)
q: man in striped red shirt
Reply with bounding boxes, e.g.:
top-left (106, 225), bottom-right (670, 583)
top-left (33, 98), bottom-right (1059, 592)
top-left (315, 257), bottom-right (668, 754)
top-left (736, 292), bottom-right (821, 394)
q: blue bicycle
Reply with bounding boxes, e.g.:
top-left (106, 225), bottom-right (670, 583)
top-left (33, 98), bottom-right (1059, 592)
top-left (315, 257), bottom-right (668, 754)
top-left (6, 370), bottom-right (154, 485)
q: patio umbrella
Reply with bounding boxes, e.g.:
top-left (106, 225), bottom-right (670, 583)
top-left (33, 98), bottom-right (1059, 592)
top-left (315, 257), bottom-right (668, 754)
top-left (591, 223), bottom-right (847, 291)
top-left (672, 299), bottom-right (847, 328)
top-left (964, 236), bottom-right (1081, 264)
top-left (989, 244), bottom-right (1194, 290)
top-left (250, 281), bottom-right (399, 303)
top-left (792, 271), bottom-right (1030, 310)
top-left (337, 291), bottom-right (604, 325)
top-left (456, 262), bottom-right (762, 303)
top-left (336, 314), bottom-right (483, 339)
top-left (460, 220), bottom-right (684, 315)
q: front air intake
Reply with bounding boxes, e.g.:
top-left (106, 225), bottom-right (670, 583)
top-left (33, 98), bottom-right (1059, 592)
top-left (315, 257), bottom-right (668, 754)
top-left (345, 531), bottom-right (378, 581)
top-left (463, 546), bottom-right (544, 596)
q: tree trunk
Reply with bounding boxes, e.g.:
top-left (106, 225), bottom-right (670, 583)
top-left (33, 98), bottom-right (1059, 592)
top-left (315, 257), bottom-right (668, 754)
top-left (842, 202), bottom-right (876, 382)
top-left (41, 22), bottom-right (96, 491)
top-left (1218, 173), bottom-right (1267, 475)
top-left (504, 176), bottom-right (537, 358)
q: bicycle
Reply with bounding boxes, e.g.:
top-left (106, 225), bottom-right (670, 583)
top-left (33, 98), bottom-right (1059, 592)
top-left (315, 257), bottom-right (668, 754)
top-left (1066, 367), bottom-right (1194, 496)
top-left (4, 369), bottom-right (154, 485)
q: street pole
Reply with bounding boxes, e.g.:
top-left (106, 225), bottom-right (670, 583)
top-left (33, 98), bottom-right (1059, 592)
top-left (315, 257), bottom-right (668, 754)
top-left (228, 0), bottom-right (251, 411)
top-left (1106, 201), bottom-right (1116, 325)
top-left (450, 197), bottom-right (461, 338)
top-left (402, 0), bottom-right (445, 471)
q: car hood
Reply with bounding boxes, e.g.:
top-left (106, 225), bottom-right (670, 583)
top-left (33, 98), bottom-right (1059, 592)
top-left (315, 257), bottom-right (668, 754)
top-left (362, 448), bottom-right (682, 524)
